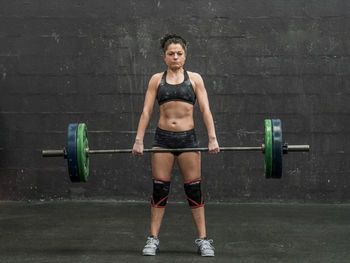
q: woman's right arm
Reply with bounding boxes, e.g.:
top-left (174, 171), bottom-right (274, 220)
top-left (132, 74), bottom-right (160, 155)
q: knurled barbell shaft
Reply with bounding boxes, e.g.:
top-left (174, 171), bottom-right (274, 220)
top-left (42, 144), bottom-right (310, 158)
top-left (88, 146), bottom-right (264, 154)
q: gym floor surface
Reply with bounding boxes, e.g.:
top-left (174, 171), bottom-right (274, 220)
top-left (0, 201), bottom-right (349, 263)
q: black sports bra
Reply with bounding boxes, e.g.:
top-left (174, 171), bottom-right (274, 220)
top-left (157, 70), bottom-right (196, 106)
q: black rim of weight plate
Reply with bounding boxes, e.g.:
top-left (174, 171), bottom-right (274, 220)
top-left (271, 119), bottom-right (283, 178)
top-left (67, 123), bottom-right (79, 182)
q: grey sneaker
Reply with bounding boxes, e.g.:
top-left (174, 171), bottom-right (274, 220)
top-left (142, 236), bottom-right (160, 256)
top-left (195, 238), bottom-right (215, 257)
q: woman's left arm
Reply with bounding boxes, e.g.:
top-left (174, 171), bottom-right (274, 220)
top-left (192, 72), bottom-right (220, 154)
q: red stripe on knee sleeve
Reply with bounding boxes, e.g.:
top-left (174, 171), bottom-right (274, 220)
top-left (184, 178), bottom-right (201, 184)
top-left (153, 178), bottom-right (171, 182)
top-left (187, 196), bottom-right (204, 208)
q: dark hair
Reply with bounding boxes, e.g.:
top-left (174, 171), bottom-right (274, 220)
top-left (160, 34), bottom-right (187, 53)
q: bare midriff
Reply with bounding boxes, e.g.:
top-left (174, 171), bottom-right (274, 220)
top-left (158, 101), bottom-right (194, 132)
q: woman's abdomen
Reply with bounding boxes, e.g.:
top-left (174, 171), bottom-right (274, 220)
top-left (158, 101), bottom-right (194, 132)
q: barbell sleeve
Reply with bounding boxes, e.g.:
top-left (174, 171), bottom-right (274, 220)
top-left (42, 149), bottom-right (66, 157)
top-left (286, 145), bottom-right (310, 151)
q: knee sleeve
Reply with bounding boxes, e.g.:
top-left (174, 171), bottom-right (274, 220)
top-left (151, 179), bottom-right (171, 208)
top-left (184, 179), bottom-right (204, 208)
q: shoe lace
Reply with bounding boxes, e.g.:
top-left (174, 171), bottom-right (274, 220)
top-left (195, 239), bottom-right (214, 250)
top-left (145, 237), bottom-right (158, 248)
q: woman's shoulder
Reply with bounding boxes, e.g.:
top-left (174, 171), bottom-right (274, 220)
top-left (186, 71), bottom-right (204, 85)
top-left (187, 71), bottom-right (203, 79)
top-left (148, 72), bottom-right (165, 89)
top-left (151, 71), bottom-right (166, 79)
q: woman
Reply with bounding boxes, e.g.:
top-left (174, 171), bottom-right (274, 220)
top-left (132, 34), bottom-right (220, 257)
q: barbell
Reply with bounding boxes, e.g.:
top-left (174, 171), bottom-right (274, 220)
top-left (42, 119), bottom-right (309, 182)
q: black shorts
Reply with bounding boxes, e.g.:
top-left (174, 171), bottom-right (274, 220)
top-left (152, 127), bottom-right (199, 156)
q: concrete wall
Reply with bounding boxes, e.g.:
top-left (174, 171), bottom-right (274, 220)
top-left (0, 0), bottom-right (349, 202)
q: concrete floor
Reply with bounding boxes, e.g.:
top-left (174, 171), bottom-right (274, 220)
top-left (0, 201), bottom-right (349, 263)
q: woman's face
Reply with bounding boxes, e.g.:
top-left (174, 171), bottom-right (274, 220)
top-left (163, 43), bottom-right (186, 70)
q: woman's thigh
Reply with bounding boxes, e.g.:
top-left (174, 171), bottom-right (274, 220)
top-left (151, 149), bottom-right (176, 181)
top-left (177, 151), bottom-right (201, 181)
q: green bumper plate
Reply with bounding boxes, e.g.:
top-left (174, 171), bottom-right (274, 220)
top-left (77, 123), bottom-right (90, 182)
top-left (264, 119), bottom-right (273, 179)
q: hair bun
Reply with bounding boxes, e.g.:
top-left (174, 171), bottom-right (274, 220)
top-left (160, 34), bottom-right (187, 52)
